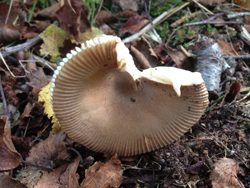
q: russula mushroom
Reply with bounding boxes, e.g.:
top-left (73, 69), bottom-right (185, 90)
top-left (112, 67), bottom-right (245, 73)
top-left (50, 35), bottom-right (209, 156)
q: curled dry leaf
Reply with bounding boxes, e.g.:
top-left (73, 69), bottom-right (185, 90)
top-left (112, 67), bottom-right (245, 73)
top-left (154, 43), bottom-right (171, 63)
top-left (130, 46), bottom-right (151, 69)
top-left (220, 81), bottom-right (241, 105)
top-left (0, 116), bottom-right (22, 171)
top-left (136, 35), bottom-right (158, 67)
top-left (210, 158), bottom-right (244, 188)
top-left (81, 154), bottom-right (123, 188)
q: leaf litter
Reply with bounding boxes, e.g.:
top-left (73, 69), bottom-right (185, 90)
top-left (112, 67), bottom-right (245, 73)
top-left (0, 0), bottom-right (250, 187)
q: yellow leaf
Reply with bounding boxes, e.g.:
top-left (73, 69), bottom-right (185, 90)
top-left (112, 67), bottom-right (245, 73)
top-left (38, 81), bottom-right (61, 133)
top-left (40, 24), bottom-right (68, 62)
top-left (70, 27), bottom-right (103, 44)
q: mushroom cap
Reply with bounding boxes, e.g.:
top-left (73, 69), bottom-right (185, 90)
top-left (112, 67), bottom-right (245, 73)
top-left (51, 35), bottom-right (208, 156)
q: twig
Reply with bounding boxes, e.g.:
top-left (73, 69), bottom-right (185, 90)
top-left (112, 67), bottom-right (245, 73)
top-left (185, 21), bottom-right (244, 26)
top-left (94, 0), bottom-right (103, 23)
top-left (187, 160), bottom-right (205, 173)
top-left (0, 75), bottom-right (11, 129)
top-left (1, 36), bottom-right (42, 58)
top-left (144, 0), bottom-right (153, 25)
top-left (223, 55), bottom-right (250, 59)
top-left (0, 52), bottom-right (30, 78)
top-left (5, 0), bottom-right (13, 25)
top-left (22, 161), bottom-right (53, 171)
top-left (227, 12), bottom-right (250, 19)
top-left (33, 54), bottom-right (57, 71)
top-left (68, 147), bottom-right (83, 163)
top-left (171, 10), bottom-right (202, 28)
top-left (191, 0), bottom-right (214, 15)
top-left (122, 2), bottom-right (189, 43)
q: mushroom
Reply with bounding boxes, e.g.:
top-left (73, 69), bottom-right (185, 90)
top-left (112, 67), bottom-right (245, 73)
top-left (50, 35), bottom-right (209, 156)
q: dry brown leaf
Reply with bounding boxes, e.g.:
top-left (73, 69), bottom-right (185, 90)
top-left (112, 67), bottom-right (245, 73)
top-left (0, 26), bottom-right (20, 45)
top-left (120, 15), bottom-right (149, 34)
top-left (130, 46), bottom-right (151, 69)
top-left (60, 157), bottom-right (80, 188)
top-left (153, 43), bottom-right (171, 63)
top-left (56, 0), bottom-right (90, 40)
top-left (34, 157), bottom-right (80, 188)
top-left (19, 102), bottom-right (44, 129)
top-left (81, 154), bottom-right (123, 188)
top-left (95, 10), bottom-right (112, 26)
top-left (19, 11), bottom-right (51, 40)
top-left (34, 164), bottom-right (68, 188)
top-left (25, 130), bottom-right (70, 168)
top-left (220, 81), bottom-right (241, 105)
top-left (34, 3), bottom-right (61, 20)
top-left (210, 158), bottom-right (244, 188)
top-left (135, 36), bottom-right (158, 67)
top-left (217, 40), bottom-right (238, 56)
top-left (0, 70), bottom-right (19, 105)
top-left (27, 67), bottom-right (50, 99)
top-left (0, 116), bottom-right (22, 170)
top-left (19, 102), bottom-right (32, 127)
top-left (167, 49), bottom-right (194, 71)
top-left (119, 0), bottom-right (138, 12)
top-left (0, 173), bottom-right (27, 188)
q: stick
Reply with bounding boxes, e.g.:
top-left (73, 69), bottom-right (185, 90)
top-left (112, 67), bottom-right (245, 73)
top-left (122, 2), bottom-right (189, 43)
top-left (1, 36), bottom-right (42, 58)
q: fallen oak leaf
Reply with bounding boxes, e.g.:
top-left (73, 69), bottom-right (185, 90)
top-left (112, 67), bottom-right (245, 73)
top-left (81, 154), bottom-right (123, 188)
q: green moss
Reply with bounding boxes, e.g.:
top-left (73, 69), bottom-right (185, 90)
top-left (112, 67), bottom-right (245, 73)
top-left (156, 21), bottom-right (170, 41)
top-left (207, 24), bottom-right (217, 32)
top-left (150, 0), bottom-right (170, 16)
